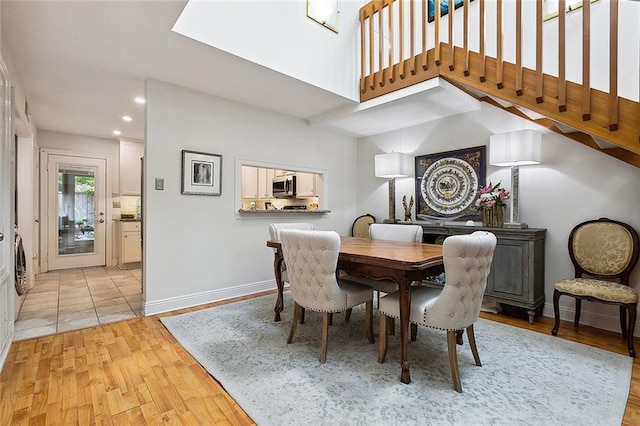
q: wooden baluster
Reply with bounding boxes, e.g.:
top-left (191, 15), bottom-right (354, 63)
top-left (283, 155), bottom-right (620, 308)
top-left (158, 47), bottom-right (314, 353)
top-left (360, 8), bottom-right (366, 94)
top-left (379, 2), bottom-right (385, 87)
top-left (479, 0), bottom-right (486, 82)
top-left (582, 0), bottom-right (591, 120)
top-left (515, 0), bottom-right (523, 96)
top-left (410, 0), bottom-right (417, 75)
top-left (389, 0), bottom-right (396, 83)
top-left (448, 0), bottom-right (455, 71)
top-left (399, 0), bottom-right (405, 79)
top-left (558, 0), bottom-right (567, 112)
top-left (369, 6), bottom-right (375, 90)
top-left (535, 0), bottom-right (543, 103)
top-left (421, 0), bottom-right (428, 70)
top-left (609, 0), bottom-right (619, 131)
top-left (496, 0), bottom-right (503, 89)
top-left (435, 0), bottom-right (441, 66)
top-left (463, 0), bottom-right (469, 76)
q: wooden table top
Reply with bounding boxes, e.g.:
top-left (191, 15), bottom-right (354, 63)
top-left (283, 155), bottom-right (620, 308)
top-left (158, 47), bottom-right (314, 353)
top-left (267, 236), bottom-right (443, 272)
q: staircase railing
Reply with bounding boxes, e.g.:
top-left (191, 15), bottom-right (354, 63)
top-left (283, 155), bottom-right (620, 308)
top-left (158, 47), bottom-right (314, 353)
top-left (359, 0), bottom-right (640, 159)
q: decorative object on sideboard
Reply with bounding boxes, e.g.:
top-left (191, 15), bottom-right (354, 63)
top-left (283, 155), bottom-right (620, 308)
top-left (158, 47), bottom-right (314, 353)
top-left (181, 150), bottom-right (222, 196)
top-left (415, 146), bottom-right (486, 222)
top-left (402, 195), bottom-right (414, 222)
top-left (489, 130), bottom-right (541, 228)
top-left (375, 152), bottom-right (409, 224)
top-left (476, 181), bottom-right (509, 228)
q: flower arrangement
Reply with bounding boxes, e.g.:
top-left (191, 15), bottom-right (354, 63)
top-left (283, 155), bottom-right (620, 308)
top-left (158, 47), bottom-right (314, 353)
top-left (475, 181), bottom-right (510, 209)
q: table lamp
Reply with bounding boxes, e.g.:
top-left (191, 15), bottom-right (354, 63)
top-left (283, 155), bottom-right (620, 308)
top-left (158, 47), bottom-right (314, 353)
top-left (489, 130), bottom-right (541, 228)
top-left (375, 152), bottom-right (409, 223)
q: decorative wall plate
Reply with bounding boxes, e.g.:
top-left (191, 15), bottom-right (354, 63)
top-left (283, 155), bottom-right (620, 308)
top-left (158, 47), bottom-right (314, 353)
top-left (421, 157), bottom-right (478, 215)
top-left (415, 146), bottom-right (486, 220)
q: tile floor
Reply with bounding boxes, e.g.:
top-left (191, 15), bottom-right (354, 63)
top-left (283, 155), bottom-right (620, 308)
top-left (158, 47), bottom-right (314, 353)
top-left (14, 266), bottom-right (142, 341)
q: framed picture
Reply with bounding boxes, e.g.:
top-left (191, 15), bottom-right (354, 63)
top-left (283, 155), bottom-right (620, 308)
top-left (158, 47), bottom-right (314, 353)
top-left (428, 0), bottom-right (474, 23)
top-left (415, 145), bottom-right (486, 220)
top-left (181, 150), bottom-right (222, 196)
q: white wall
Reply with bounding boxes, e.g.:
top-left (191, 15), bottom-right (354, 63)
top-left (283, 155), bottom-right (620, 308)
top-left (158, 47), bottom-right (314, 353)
top-left (172, 0), bottom-right (363, 101)
top-left (143, 79), bottom-right (358, 314)
top-left (357, 102), bottom-right (640, 335)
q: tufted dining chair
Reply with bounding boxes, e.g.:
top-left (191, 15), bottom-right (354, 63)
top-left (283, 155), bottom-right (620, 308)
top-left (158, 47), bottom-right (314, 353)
top-left (269, 222), bottom-right (315, 284)
top-left (345, 224), bottom-right (424, 315)
top-left (378, 231), bottom-right (497, 393)
top-left (552, 217), bottom-right (640, 357)
top-left (279, 229), bottom-right (374, 364)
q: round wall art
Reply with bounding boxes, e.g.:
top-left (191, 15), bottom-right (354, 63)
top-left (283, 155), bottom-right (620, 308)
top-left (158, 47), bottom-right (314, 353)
top-left (415, 146), bottom-right (486, 220)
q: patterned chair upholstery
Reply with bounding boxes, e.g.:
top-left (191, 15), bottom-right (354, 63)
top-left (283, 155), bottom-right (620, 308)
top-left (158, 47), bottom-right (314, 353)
top-left (552, 218), bottom-right (640, 357)
top-left (279, 229), bottom-right (374, 363)
top-left (378, 231), bottom-right (497, 393)
top-left (351, 214), bottom-right (375, 238)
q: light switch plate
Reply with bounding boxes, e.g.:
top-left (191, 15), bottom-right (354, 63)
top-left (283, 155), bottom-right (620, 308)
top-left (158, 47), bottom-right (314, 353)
top-left (155, 178), bottom-right (164, 190)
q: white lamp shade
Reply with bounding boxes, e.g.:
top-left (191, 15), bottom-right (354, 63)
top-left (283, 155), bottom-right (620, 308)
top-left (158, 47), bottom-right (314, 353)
top-left (489, 129), bottom-right (542, 166)
top-left (375, 152), bottom-right (409, 178)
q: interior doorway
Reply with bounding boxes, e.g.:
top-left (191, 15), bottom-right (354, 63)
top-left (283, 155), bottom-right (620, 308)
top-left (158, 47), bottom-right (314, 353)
top-left (42, 152), bottom-right (107, 270)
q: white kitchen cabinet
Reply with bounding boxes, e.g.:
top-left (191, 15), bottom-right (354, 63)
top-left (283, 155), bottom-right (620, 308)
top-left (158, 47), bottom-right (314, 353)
top-left (118, 221), bottom-right (141, 266)
top-left (295, 172), bottom-right (319, 197)
top-left (258, 168), bottom-right (275, 199)
top-left (242, 166), bottom-right (259, 198)
top-left (243, 167), bottom-right (275, 199)
top-left (119, 139), bottom-right (144, 195)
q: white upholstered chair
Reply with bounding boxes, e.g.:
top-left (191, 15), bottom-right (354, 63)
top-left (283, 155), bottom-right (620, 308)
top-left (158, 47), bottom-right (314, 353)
top-left (279, 229), bottom-right (374, 364)
top-left (378, 231), bottom-right (497, 393)
top-left (346, 223), bottom-right (424, 298)
top-left (269, 222), bottom-right (315, 285)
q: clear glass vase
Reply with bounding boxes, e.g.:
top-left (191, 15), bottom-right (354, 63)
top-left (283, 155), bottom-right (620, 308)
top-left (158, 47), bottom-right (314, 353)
top-left (482, 206), bottom-right (504, 227)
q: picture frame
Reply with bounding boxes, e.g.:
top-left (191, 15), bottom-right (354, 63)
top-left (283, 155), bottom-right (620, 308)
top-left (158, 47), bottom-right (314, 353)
top-left (181, 150), bottom-right (222, 196)
top-left (428, 0), bottom-right (474, 23)
top-left (415, 145), bottom-right (486, 220)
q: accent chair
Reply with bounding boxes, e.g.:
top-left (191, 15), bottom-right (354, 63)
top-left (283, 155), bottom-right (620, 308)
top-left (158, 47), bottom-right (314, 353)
top-left (378, 231), bottom-right (497, 393)
top-left (551, 217), bottom-right (640, 357)
top-left (279, 229), bottom-right (374, 364)
top-left (351, 213), bottom-right (376, 238)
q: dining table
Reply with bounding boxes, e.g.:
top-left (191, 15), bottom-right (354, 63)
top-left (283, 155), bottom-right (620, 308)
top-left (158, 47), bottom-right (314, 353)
top-left (267, 236), bottom-right (444, 384)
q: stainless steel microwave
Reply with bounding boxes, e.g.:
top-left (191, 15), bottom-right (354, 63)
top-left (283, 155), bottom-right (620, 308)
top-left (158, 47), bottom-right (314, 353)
top-left (273, 175), bottom-right (296, 198)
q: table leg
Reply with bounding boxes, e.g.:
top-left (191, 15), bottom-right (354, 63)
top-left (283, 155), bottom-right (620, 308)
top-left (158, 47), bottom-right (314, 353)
top-left (398, 280), bottom-right (412, 384)
top-left (273, 250), bottom-right (285, 322)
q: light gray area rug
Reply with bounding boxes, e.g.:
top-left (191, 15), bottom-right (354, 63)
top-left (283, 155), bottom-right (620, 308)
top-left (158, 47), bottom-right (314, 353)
top-left (160, 294), bottom-right (632, 426)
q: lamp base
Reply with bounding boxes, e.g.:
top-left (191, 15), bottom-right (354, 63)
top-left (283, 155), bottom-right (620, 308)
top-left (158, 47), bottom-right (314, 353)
top-left (503, 222), bottom-right (529, 229)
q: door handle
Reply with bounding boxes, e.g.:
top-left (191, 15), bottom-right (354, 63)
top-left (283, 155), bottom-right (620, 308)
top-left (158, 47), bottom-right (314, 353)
top-left (0, 232), bottom-right (3, 241)
top-left (99, 219), bottom-right (105, 223)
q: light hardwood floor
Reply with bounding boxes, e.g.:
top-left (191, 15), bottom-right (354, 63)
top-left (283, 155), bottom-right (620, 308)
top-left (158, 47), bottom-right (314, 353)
top-left (1, 290), bottom-right (639, 425)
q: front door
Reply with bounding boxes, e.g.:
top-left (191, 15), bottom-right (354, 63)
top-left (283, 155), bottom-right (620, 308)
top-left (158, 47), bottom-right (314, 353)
top-left (46, 154), bottom-right (107, 270)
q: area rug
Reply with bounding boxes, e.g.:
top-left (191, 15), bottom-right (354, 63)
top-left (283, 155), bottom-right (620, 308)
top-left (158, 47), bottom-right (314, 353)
top-left (160, 294), bottom-right (632, 426)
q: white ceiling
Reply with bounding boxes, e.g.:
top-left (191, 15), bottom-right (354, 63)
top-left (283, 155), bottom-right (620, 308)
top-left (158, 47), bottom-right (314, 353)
top-left (1, 1), bottom-right (479, 142)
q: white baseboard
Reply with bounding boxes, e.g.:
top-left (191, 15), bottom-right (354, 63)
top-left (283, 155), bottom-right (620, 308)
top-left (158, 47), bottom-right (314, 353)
top-left (143, 279), bottom-right (279, 316)
top-left (542, 301), bottom-right (640, 337)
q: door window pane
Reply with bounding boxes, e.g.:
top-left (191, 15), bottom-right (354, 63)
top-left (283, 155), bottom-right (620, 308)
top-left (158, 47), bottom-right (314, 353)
top-left (57, 166), bottom-right (95, 255)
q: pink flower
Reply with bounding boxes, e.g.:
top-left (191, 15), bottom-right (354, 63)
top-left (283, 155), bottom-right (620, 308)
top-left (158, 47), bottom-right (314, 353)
top-left (476, 181), bottom-right (510, 209)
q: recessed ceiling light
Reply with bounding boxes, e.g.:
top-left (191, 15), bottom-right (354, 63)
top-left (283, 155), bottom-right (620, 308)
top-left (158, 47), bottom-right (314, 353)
top-left (113, 130), bottom-right (122, 136)
top-left (134, 97), bottom-right (146, 104)
top-left (122, 115), bottom-right (132, 122)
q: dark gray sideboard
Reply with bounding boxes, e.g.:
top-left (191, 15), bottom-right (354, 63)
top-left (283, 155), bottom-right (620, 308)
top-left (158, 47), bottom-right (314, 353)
top-left (414, 223), bottom-right (546, 324)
